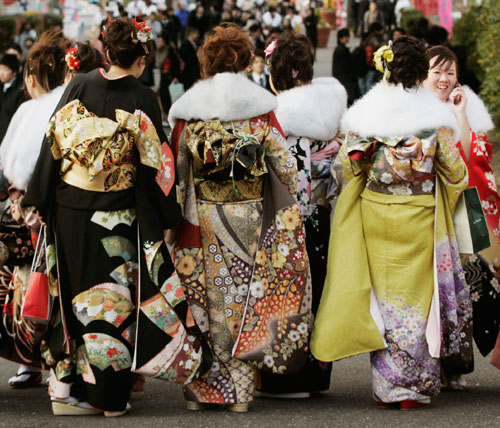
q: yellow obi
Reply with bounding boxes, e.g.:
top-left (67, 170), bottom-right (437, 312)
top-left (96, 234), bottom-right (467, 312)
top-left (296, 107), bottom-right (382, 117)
top-left (47, 100), bottom-right (162, 192)
top-left (185, 120), bottom-right (267, 202)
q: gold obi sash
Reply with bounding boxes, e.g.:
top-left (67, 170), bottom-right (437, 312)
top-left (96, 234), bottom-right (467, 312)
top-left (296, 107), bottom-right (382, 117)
top-left (47, 100), bottom-right (163, 192)
top-left (186, 120), bottom-right (267, 202)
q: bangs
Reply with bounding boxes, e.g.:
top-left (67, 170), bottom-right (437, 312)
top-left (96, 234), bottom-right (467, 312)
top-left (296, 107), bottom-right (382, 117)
top-left (428, 45), bottom-right (458, 71)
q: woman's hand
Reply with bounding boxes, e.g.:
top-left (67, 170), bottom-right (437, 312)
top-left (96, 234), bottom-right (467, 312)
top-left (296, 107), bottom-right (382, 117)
top-left (450, 85), bottom-right (467, 115)
top-left (450, 85), bottom-right (472, 161)
top-left (10, 200), bottom-right (23, 224)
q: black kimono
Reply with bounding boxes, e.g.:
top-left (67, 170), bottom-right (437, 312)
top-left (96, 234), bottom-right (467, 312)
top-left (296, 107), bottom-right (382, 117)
top-left (22, 69), bottom-right (203, 411)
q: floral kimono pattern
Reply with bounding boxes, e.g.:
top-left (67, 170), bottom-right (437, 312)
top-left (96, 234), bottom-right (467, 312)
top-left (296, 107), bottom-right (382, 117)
top-left (22, 79), bottom-right (189, 412)
top-left (259, 135), bottom-right (341, 394)
top-left (311, 127), bottom-right (471, 402)
top-left (456, 132), bottom-right (500, 360)
top-left (172, 112), bottom-right (312, 404)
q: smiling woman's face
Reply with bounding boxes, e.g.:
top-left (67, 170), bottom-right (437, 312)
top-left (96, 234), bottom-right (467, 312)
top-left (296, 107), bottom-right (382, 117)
top-left (423, 56), bottom-right (458, 102)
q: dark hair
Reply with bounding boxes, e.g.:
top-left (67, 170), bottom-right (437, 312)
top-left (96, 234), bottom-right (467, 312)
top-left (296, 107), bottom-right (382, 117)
top-left (386, 36), bottom-right (428, 89)
top-left (337, 28), bottom-right (350, 44)
top-left (198, 24), bottom-right (253, 78)
top-left (249, 23), bottom-right (261, 33)
top-left (67, 41), bottom-right (105, 75)
top-left (186, 26), bottom-right (200, 37)
top-left (26, 29), bottom-right (68, 92)
top-left (254, 49), bottom-right (265, 60)
top-left (5, 42), bottom-right (22, 56)
top-left (427, 25), bottom-right (449, 47)
top-left (269, 31), bottom-right (313, 92)
top-left (0, 54), bottom-right (20, 74)
top-left (368, 22), bottom-right (384, 34)
top-left (427, 45), bottom-right (457, 71)
top-left (391, 27), bottom-right (405, 37)
top-left (102, 18), bottom-right (154, 68)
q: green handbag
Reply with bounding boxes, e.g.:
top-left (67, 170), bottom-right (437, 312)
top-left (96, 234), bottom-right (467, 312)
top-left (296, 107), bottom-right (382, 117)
top-left (453, 187), bottom-right (491, 254)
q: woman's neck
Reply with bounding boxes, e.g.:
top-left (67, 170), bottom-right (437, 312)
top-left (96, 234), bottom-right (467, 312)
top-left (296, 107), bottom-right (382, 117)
top-left (102, 65), bottom-right (132, 80)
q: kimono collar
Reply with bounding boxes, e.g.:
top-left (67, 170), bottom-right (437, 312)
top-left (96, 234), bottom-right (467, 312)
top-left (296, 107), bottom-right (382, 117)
top-left (341, 82), bottom-right (460, 140)
top-left (168, 72), bottom-right (277, 128)
top-left (446, 85), bottom-right (494, 134)
top-left (275, 77), bottom-right (348, 141)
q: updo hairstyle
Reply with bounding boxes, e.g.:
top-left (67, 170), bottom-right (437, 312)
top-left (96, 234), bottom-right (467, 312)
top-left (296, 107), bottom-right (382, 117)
top-left (67, 41), bottom-right (106, 74)
top-left (102, 18), bottom-right (154, 68)
top-left (386, 36), bottom-right (429, 89)
top-left (198, 24), bottom-right (253, 79)
top-left (26, 29), bottom-right (68, 92)
top-left (268, 31), bottom-right (314, 92)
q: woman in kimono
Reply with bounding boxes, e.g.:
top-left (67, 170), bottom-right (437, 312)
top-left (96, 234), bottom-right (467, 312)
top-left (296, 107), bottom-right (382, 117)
top-left (258, 32), bottom-right (347, 398)
top-left (21, 18), bottom-right (183, 416)
top-left (0, 30), bottom-right (68, 389)
top-left (423, 45), bottom-right (500, 382)
top-left (169, 24), bottom-right (312, 412)
top-left (311, 36), bottom-right (471, 409)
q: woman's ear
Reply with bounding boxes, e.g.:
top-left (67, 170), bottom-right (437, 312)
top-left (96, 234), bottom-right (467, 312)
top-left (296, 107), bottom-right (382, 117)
top-left (27, 74), bottom-right (35, 89)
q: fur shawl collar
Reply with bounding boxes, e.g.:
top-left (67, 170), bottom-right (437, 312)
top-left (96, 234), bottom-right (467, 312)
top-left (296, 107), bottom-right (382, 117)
top-left (275, 77), bottom-right (347, 141)
top-left (446, 86), bottom-right (494, 134)
top-left (0, 85), bottom-right (65, 189)
top-left (168, 72), bottom-right (277, 127)
top-left (341, 82), bottom-right (460, 139)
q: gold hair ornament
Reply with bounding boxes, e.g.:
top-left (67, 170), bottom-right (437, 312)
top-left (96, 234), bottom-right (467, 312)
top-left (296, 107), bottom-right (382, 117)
top-left (373, 41), bottom-right (394, 83)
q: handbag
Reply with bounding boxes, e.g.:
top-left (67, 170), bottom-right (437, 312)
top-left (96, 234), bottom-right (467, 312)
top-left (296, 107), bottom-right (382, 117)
top-left (21, 225), bottom-right (51, 324)
top-left (0, 206), bottom-right (35, 266)
top-left (168, 81), bottom-right (185, 104)
top-left (453, 187), bottom-right (491, 254)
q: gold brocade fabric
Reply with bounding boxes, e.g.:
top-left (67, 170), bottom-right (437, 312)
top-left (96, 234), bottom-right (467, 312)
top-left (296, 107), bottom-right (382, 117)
top-left (185, 120), bottom-right (267, 202)
top-left (47, 100), bottom-right (163, 192)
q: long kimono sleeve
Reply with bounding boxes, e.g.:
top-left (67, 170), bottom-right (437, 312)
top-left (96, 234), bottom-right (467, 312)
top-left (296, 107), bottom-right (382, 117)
top-left (134, 96), bottom-right (182, 233)
top-left (263, 112), bottom-right (297, 196)
top-left (434, 127), bottom-right (469, 214)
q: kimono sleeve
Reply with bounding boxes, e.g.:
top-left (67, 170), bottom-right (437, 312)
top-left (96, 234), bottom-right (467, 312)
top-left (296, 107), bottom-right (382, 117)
top-left (135, 95), bottom-right (182, 231)
top-left (434, 127), bottom-right (469, 214)
top-left (263, 112), bottom-right (297, 196)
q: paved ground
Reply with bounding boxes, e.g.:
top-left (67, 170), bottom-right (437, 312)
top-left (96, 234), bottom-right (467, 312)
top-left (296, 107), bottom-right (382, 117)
top-left (1, 30), bottom-right (499, 428)
top-left (1, 349), bottom-right (499, 428)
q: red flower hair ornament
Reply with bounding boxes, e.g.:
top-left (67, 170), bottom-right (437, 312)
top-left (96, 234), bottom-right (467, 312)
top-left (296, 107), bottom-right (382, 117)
top-left (65, 47), bottom-right (80, 71)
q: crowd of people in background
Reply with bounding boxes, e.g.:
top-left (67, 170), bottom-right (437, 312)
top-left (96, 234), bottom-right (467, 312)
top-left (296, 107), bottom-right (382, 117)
top-left (0, 0), bottom-right (498, 418)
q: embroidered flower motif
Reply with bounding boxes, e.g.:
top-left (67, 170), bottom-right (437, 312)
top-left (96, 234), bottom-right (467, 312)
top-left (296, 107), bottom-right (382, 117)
top-left (388, 183), bottom-right (412, 196)
top-left (237, 284), bottom-right (248, 296)
top-left (485, 172), bottom-right (498, 192)
top-left (282, 210), bottom-right (301, 230)
top-left (422, 179), bottom-right (434, 193)
top-left (263, 355), bottom-right (274, 368)
top-left (297, 323), bottom-right (308, 334)
top-left (103, 309), bottom-right (118, 323)
top-left (277, 243), bottom-right (289, 257)
top-left (420, 157), bottom-right (434, 173)
top-left (491, 277), bottom-right (500, 294)
top-left (288, 330), bottom-right (300, 342)
top-left (106, 347), bottom-right (118, 358)
top-left (380, 172), bottom-right (393, 184)
top-left (272, 251), bottom-right (286, 269)
top-left (250, 281), bottom-right (264, 298)
top-left (255, 249), bottom-right (267, 265)
top-left (177, 255), bottom-right (196, 276)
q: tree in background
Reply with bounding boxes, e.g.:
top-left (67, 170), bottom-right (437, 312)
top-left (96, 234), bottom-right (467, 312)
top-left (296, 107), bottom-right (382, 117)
top-left (453, 0), bottom-right (500, 135)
